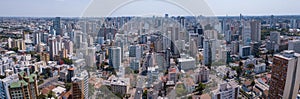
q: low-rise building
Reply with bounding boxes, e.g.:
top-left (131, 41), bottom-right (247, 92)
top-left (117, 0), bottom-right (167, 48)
top-left (212, 81), bottom-right (239, 99)
top-left (110, 77), bottom-right (130, 96)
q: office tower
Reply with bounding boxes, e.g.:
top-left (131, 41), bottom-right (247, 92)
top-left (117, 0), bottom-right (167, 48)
top-left (212, 81), bottom-right (239, 99)
top-left (189, 39), bottom-right (198, 58)
top-left (270, 31), bottom-right (280, 44)
top-left (269, 50), bottom-right (300, 99)
top-left (53, 17), bottom-right (61, 36)
top-left (108, 47), bottom-right (121, 69)
top-left (130, 59), bottom-right (140, 71)
top-left (9, 73), bottom-right (39, 99)
top-left (180, 17), bottom-right (185, 28)
top-left (288, 40), bottom-right (300, 53)
top-left (86, 47), bottom-right (96, 67)
top-left (239, 45), bottom-right (251, 58)
top-left (165, 48), bottom-right (171, 69)
top-left (225, 30), bottom-right (232, 43)
top-left (114, 39), bottom-right (124, 61)
top-left (204, 39), bottom-right (212, 66)
top-left (129, 45), bottom-right (142, 60)
top-left (242, 22), bottom-right (251, 45)
top-left (0, 74), bottom-right (19, 99)
top-left (49, 37), bottom-right (58, 60)
top-left (74, 31), bottom-right (83, 49)
top-left (250, 20), bottom-right (261, 42)
top-left (72, 70), bottom-right (89, 99)
top-left (291, 19), bottom-right (297, 29)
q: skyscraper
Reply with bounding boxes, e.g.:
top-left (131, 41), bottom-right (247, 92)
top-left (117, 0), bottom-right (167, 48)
top-left (72, 70), bottom-right (89, 99)
top-left (270, 31), bottom-right (280, 45)
top-left (48, 37), bottom-right (58, 60)
top-left (108, 47), bottom-right (121, 69)
top-left (53, 17), bottom-right (61, 36)
top-left (204, 39), bottom-right (212, 66)
top-left (269, 50), bottom-right (300, 99)
top-left (250, 20), bottom-right (261, 42)
top-left (242, 22), bottom-right (251, 45)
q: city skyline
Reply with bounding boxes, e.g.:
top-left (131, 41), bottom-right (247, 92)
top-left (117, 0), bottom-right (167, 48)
top-left (0, 0), bottom-right (300, 17)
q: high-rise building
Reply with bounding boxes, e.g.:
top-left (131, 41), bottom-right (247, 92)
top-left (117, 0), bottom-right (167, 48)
top-left (250, 20), bottom-right (261, 42)
top-left (49, 37), bottom-right (58, 60)
top-left (288, 40), bottom-right (300, 53)
top-left (108, 47), bottom-right (121, 69)
top-left (129, 45), bottom-right (142, 60)
top-left (86, 47), bottom-right (96, 67)
top-left (0, 74), bottom-right (19, 99)
top-left (270, 31), bottom-right (280, 45)
top-left (9, 73), bottom-right (39, 99)
top-left (53, 17), bottom-right (61, 36)
top-left (269, 50), bottom-right (300, 99)
top-left (72, 70), bottom-right (89, 99)
top-left (225, 30), bottom-right (232, 43)
top-left (189, 39), bottom-right (198, 58)
top-left (204, 39), bottom-right (212, 66)
top-left (242, 22), bottom-right (251, 45)
top-left (239, 45), bottom-right (251, 58)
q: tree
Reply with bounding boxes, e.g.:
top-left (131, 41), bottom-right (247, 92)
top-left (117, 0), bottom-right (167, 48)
top-left (195, 83), bottom-right (206, 95)
top-left (239, 61), bottom-right (243, 67)
top-left (11, 47), bottom-right (18, 52)
top-left (47, 91), bottom-right (55, 98)
top-left (38, 94), bottom-right (47, 99)
top-left (65, 83), bottom-right (72, 91)
top-left (61, 58), bottom-right (73, 65)
top-left (247, 64), bottom-right (255, 71)
top-left (142, 90), bottom-right (147, 99)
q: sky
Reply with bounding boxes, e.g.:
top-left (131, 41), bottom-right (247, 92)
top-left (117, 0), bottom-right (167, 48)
top-left (0, 0), bottom-right (300, 17)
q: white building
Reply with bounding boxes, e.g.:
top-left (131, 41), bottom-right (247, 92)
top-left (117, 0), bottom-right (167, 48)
top-left (288, 40), bottom-right (300, 53)
top-left (244, 56), bottom-right (257, 67)
top-left (178, 56), bottom-right (196, 70)
top-left (254, 63), bottom-right (266, 74)
top-left (212, 81), bottom-right (239, 99)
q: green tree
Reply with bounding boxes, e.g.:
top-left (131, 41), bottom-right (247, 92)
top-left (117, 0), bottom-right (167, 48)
top-left (142, 90), bottom-right (147, 99)
top-left (195, 83), bottom-right (206, 95)
top-left (38, 94), bottom-right (47, 99)
top-left (65, 83), bottom-right (72, 91)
